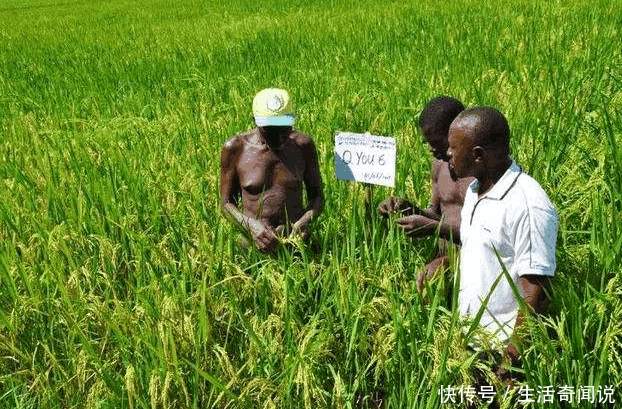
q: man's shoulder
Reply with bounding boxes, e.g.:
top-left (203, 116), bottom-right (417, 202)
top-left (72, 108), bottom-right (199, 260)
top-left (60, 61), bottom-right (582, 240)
top-left (289, 131), bottom-right (315, 148)
top-left (505, 172), bottom-right (557, 221)
top-left (432, 159), bottom-right (444, 181)
top-left (457, 176), bottom-right (477, 193)
top-left (434, 159), bottom-right (475, 196)
top-left (515, 173), bottom-right (555, 206)
top-left (223, 129), bottom-right (257, 151)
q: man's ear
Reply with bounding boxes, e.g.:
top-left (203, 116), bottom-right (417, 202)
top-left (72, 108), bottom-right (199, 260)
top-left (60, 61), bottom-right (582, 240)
top-left (472, 146), bottom-right (486, 163)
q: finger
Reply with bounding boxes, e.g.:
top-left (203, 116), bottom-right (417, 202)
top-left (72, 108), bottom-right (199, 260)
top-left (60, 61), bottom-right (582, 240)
top-left (417, 273), bottom-right (425, 292)
top-left (257, 240), bottom-right (270, 252)
top-left (256, 232), bottom-right (269, 244)
top-left (289, 223), bottom-right (300, 237)
top-left (258, 231), bottom-right (277, 247)
top-left (256, 238), bottom-right (270, 252)
top-left (270, 236), bottom-right (280, 249)
top-left (262, 227), bottom-right (277, 239)
top-left (260, 237), bottom-right (277, 252)
top-left (426, 263), bottom-right (439, 276)
top-left (405, 228), bottom-right (419, 237)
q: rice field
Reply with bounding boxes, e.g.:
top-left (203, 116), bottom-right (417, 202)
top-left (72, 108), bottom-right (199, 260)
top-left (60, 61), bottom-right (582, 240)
top-left (0, 0), bottom-right (621, 407)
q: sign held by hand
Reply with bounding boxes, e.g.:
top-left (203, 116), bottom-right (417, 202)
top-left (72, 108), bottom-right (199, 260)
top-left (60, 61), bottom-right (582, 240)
top-left (335, 132), bottom-right (396, 187)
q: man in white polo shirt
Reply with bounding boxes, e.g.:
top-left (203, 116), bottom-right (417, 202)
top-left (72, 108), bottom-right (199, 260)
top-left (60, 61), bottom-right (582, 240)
top-left (446, 106), bottom-right (558, 365)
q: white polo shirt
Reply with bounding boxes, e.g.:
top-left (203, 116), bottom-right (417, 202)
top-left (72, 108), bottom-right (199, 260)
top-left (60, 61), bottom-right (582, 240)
top-left (459, 161), bottom-right (558, 342)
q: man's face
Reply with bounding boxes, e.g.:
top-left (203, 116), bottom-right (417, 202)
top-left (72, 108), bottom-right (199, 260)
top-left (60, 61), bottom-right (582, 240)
top-left (259, 126), bottom-right (292, 144)
top-left (422, 129), bottom-right (449, 162)
top-left (447, 119), bottom-right (476, 180)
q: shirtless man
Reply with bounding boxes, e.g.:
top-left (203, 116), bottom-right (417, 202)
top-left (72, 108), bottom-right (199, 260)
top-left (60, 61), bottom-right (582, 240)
top-left (379, 96), bottom-right (473, 289)
top-left (220, 88), bottom-right (323, 253)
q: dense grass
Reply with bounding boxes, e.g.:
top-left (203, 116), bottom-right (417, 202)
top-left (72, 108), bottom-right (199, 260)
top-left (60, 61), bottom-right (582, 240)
top-left (1, 0), bottom-right (621, 407)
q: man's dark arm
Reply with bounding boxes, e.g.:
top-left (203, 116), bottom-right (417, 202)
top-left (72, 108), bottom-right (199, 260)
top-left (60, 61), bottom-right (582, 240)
top-left (396, 215), bottom-right (461, 243)
top-left (423, 159), bottom-right (444, 219)
top-left (506, 274), bottom-right (551, 365)
top-left (378, 196), bottom-right (418, 217)
top-left (221, 138), bottom-right (278, 252)
top-left (291, 135), bottom-right (323, 237)
top-left (395, 160), bottom-right (461, 243)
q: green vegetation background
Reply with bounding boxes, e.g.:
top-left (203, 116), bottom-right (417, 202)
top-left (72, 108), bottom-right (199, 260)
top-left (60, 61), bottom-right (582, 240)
top-left (1, 0), bottom-right (621, 407)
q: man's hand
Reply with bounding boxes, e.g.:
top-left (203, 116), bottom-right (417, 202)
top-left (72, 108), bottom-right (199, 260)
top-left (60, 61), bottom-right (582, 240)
top-left (396, 215), bottom-right (437, 237)
top-left (505, 342), bottom-right (521, 367)
top-left (416, 255), bottom-right (450, 292)
top-left (491, 343), bottom-right (521, 386)
top-left (289, 219), bottom-right (310, 240)
top-left (493, 365), bottom-right (516, 386)
top-left (249, 220), bottom-right (279, 253)
top-left (378, 196), bottom-right (417, 217)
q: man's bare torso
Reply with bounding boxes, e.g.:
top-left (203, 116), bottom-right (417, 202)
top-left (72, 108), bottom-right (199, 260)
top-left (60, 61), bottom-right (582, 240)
top-left (432, 159), bottom-right (474, 227)
top-left (230, 129), bottom-right (308, 228)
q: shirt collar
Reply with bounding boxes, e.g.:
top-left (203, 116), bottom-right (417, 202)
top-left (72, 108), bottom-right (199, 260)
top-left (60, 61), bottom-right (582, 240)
top-left (472, 160), bottom-right (522, 200)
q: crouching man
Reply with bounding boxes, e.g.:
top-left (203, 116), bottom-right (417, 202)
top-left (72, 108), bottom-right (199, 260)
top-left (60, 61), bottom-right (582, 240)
top-left (220, 88), bottom-right (323, 253)
top-left (379, 96), bottom-right (472, 291)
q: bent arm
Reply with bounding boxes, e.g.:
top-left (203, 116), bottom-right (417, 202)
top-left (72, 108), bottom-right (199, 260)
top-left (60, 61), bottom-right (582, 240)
top-left (507, 275), bottom-right (550, 364)
top-left (292, 137), bottom-right (324, 234)
top-left (505, 201), bottom-right (557, 368)
top-left (220, 139), bottom-right (278, 251)
top-left (423, 160), bottom-right (443, 219)
top-left (438, 216), bottom-right (461, 243)
top-left (220, 139), bottom-right (245, 224)
top-left (397, 215), bottom-right (461, 243)
top-left (417, 160), bottom-right (461, 242)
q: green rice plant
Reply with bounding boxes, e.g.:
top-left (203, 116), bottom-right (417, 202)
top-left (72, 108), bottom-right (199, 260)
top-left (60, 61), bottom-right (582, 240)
top-left (1, 0), bottom-right (622, 407)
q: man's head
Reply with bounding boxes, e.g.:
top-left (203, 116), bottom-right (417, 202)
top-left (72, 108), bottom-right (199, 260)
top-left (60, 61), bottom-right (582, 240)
top-left (447, 106), bottom-right (511, 180)
top-left (418, 96), bottom-right (465, 161)
top-left (253, 88), bottom-right (295, 145)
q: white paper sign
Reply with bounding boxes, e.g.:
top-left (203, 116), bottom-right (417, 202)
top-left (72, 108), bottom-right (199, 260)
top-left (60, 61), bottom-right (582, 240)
top-left (335, 132), bottom-right (396, 187)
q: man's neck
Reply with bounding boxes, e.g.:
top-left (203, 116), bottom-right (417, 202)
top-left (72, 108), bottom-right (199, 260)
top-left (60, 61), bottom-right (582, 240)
top-left (258, 128), bottom-right (288, 149)
top-left (477, 158), bottom-right (512, 197)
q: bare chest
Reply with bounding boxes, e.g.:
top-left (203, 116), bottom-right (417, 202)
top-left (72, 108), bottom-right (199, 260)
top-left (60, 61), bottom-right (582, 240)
top-left (237, 143), bottom-right (305, 195)
top-left (437, 164), bottom-right (472, 207)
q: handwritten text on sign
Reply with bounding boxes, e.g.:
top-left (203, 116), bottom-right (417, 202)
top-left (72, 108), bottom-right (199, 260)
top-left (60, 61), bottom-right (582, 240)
top-left (335, 132), bottom-right (396, 187)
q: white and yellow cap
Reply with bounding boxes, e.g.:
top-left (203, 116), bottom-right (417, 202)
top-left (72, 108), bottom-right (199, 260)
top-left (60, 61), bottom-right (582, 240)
top-left (252, 88), bottom-right (295, 127)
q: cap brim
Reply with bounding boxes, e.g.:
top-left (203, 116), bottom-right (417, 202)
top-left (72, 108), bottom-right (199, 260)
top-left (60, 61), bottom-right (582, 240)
top-left (255, 115), bottom-right (295, 127)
